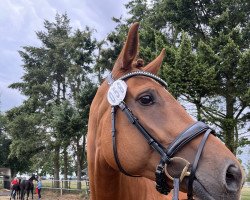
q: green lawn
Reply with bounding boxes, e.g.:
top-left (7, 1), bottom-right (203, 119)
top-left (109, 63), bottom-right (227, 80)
top-left (241, 187), bottom-right (250, 200)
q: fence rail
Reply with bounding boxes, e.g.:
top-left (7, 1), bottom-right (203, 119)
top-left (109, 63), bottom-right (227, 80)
top-left (41, 179), bottom-right (90, 195)
top-left (245, 182), bottom-right (250, 187)
top-left (0, 178), bottom-right (90, 196)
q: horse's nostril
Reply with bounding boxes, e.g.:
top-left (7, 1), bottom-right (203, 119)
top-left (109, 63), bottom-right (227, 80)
top-left (225, 164), bottom-right (242, 192)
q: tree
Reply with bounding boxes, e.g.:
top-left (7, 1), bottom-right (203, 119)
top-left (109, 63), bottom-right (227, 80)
top-left (8, 13), bottom-right (97, 183)
top-left (0, 109), bottom-right (31, 177)
top-left (6, 105), bottom-right (46, 175)
top-left (151, 0), bottom-right (250, 145)
top-left (164, 33), bottom-right (217, 120)
top-left (71, 82), bottom-right (97, 189)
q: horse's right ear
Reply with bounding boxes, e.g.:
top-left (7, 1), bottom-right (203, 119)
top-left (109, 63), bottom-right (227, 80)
top-left (144, 48), bottom-right (165, 75)
top-left (112, 22), bottom-right (139, 75)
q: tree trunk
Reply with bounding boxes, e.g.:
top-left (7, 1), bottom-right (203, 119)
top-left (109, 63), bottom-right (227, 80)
top-left (63, 146), bottom-right (68, 188)
top-left (224, 94), bottom-right (236, 154)
top-left (76, 138), bottom-right (82, 189)
top-left (56, 81), bottom-right (61, 104)
top-left (54, 144), bottom-right (60, 188)
top-left (11, 171), bottom-right (17, 179)
top-left (82, 135), bottom-right (87, 168)
top-left (195, 100), bottom-right (202, 121)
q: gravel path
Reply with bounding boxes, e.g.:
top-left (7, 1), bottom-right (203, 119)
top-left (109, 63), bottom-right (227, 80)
top-left (0, 189), bottom-right (88, 200)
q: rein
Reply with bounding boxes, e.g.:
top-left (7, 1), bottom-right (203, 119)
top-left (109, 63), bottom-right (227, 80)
top-left (106, 71), bottom-right (215, 200)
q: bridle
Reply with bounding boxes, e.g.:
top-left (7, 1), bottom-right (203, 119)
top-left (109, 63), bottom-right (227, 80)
top-left (106, 71), bottom-right (215, 200)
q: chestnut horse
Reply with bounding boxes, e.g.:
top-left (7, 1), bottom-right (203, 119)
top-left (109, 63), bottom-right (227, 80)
top-left (87, 23), bottom-right (244, 200)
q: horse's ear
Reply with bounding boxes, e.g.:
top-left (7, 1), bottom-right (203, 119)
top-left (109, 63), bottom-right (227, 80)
top-left (144, 48), bottom-right (166, 75)
top-left (113, 22), bottom-right (139, 73)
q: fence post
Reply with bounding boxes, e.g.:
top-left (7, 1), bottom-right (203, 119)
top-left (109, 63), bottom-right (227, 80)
top-left (86, 179), bottom-right (90, 196)
top-left (60, 180), bottom-right (63, 196)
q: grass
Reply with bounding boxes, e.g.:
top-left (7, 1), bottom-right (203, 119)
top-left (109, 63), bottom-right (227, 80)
top-left (241, 187), bottom-right (250, 200)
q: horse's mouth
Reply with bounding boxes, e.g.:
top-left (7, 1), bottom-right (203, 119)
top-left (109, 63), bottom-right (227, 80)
top-left (193, 180), bottom-right (215, 200)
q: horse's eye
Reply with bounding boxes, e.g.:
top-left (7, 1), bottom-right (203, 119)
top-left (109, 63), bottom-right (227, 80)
top-left (138, 95), bottom-right (154, 106)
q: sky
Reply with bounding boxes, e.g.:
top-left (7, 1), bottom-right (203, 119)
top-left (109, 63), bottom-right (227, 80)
top-left (0, 0), bottom-right (128, 112)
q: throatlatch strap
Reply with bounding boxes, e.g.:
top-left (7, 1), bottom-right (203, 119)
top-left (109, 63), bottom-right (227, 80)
top-left (111, 106), bottom-right (139, 177)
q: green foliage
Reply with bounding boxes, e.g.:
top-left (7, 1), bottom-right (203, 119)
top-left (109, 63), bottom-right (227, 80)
top-left (0, 113), bottom-right (10, 166)
top-left (0, 111), bottom-right (31, 175)
top-left (5, 13), bottom-right (98, 177)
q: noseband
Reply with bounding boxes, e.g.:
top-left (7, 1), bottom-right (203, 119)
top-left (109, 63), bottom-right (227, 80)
top-left (106, 71), bottom-right (215, 200)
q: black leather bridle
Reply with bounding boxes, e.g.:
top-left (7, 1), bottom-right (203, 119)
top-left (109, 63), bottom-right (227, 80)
top-left (106, 71), bottom-right (215, 200)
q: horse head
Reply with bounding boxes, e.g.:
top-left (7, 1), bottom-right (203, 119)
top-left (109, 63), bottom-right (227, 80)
top-left (29, 174), bottom-right (38, 182)
top-left (87, 22), bottom-right (244, 200)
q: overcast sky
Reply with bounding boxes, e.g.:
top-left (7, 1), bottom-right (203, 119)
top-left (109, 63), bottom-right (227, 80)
top-left (0, 0), bottom-right (128, 112)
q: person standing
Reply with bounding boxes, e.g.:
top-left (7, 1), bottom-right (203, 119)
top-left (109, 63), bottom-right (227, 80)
top-left (37, 177), bottom-right (42, 200)
top-left (10, 177), bottom-right (19, 198)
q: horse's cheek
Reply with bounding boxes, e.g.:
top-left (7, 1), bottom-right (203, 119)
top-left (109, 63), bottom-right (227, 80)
top-left (100, 121), bottom-right (117, 168)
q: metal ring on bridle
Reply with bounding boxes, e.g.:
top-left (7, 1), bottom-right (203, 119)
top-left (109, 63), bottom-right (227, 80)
top-left (164, 157), bottom-right (191, 182)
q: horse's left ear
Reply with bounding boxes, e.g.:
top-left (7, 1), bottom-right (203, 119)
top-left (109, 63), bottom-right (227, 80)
top-left (144, 48), bottom-right (166, 75)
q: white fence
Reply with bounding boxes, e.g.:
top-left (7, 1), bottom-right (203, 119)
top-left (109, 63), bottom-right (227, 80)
top-left (41, 179), bottom-right (90, 196)
top-left (244, 182), bottom-right (250, 187)
top-left (0, 178), bottom-right (90, 196)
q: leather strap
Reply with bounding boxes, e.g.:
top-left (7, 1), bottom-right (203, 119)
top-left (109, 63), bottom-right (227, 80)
top-left (119, 102), bottom-right (170, 162)
top-left (173, 178), bottom-right (180, 200)
top-left (187, 129), bottom-right (212, 199)
top-left (165, 122), bottom-right (214, 157)
top-left (111, 106), bottom-right (139, 177)
top-left (155, 160), bottom-right (171, 195)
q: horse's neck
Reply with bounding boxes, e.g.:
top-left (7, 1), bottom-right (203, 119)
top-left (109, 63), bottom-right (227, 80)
top-left (90, 144), bottom-right (167, 200)
top-left (90, 154), bottom-right (166, 200)
top-left (89, 139), bottom-right (184, 200)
